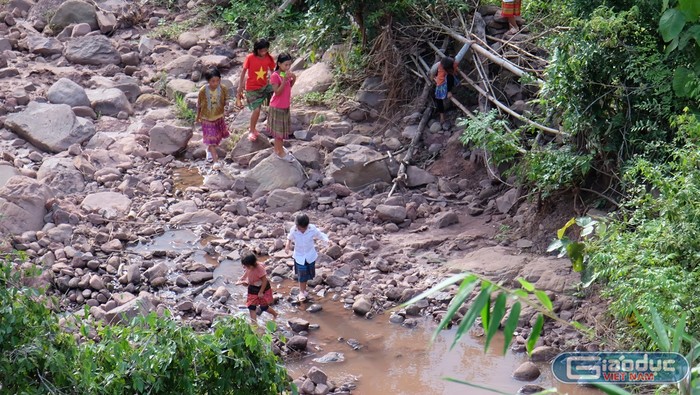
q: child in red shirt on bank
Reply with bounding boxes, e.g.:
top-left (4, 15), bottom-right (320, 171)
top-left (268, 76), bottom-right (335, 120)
top-left (236, 254), bottom-right (278, 321)
top-left (237, 39), bottom-right (276, 142)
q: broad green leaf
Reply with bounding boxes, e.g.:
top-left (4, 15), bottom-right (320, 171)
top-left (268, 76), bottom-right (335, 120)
top-left (512, 289), bottom-right (529, 299)
top-left (674, 67), bottom-right (694, 97)
top-left (651, 308), bottom-right (671, 351)
top-left (593, 383), bottom-right (633, 395)
top-left (432, 275), bottom-right (478, 342)
top-left (534, 290), bottom-right (553, 312)
top-left (666, 36), bottom-right (680, 55)
top-left (660, 8), bottom-right (687, 42)
top-left (671, 313), bottom-right (687, 352)
top-left (581, 223), bottom-right (596, 237)
top-left (484, 293), bottom-right (507, 352)
top-left (399, 272), bottom-right (474, 308)
top-left (546, 239), bottom-right (563, 252)
top-left (502, 302), bottom-right (521, 355)
top-left (691, 24), bottom-right (700, 46)
top-left (574, 217), bottom-right (594, 227)
top-left (518, 278), bottom-right (535, 292)
top-left (481, 291), bottom-right (491, 332)
top-left (526, 314), bottom-right (544, 355)
top-left (679, 0), bottom-right (700, 21)
top-left (635, 308), bottom-right (662, 349)
top-left (566, 242), bottom-right (585, 272)
top-left (557, 218), bottom-right (576, 239)
top-left (442, 377), bottom-right (511, 394)
top-left (452, 285), bottom-right (493, 349)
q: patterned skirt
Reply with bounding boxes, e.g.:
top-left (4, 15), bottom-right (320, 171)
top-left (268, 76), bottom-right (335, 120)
top-left (245, 84), bottom-right (273, 110)
top-left (201, 117), bottom-right (229, 146)
top-left (501, 0), bottom-right (522, 17)
top-left (268, 106), bottom-right (291, 140)
top-left (246, 287), bottom-right (273, 307)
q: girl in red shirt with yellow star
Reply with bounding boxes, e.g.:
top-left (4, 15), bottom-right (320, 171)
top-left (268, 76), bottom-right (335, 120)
top-left (237, 39), bottom-right (276, 142)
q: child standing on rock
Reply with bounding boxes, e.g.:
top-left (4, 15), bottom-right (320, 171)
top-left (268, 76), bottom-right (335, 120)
top-left (196, 68), bottom-right (230, 164)
top-left (285, 213), bottom-right (329, 302)
top-left (237, 39), bottom-right (275, 142)
top-left (431, 56), bottom-right (459, 130)
top-left (236, 253), bottom-right (278, 321)
top-left (268, 53), bottom-right (296, 161)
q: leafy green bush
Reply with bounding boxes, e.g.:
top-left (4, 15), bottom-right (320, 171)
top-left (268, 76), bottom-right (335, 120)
top-left (522, 146), bottom-right (593, 198)
top-left (0, 256), bottom-right (293, 394)
top-left (174, 94), bottom-right (196, 125)
top-left (458, 110), bottom-right (525, 166)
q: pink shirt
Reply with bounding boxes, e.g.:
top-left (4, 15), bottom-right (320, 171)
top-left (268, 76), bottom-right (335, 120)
top-left (240, 263), bottom-right (267, 286)
top-left (269, 71), bottom-right (291, 109)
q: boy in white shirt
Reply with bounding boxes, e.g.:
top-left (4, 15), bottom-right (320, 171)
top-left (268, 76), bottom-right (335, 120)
top-left (285, 213), bottom-right (329, 302)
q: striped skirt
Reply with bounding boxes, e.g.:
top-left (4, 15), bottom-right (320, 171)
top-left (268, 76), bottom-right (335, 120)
top-left (502, 0), bottom-right (522, 17)
top-left (267, 106), bottom-right (291, 140)
top-left (201, 117), bottom-right (229, 146)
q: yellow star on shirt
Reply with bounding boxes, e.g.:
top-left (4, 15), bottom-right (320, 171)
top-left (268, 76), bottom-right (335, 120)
top-left (254, 67), bottom-right (266, 81)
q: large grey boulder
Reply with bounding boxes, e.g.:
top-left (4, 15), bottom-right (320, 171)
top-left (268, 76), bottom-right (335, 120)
top-left (48, 78), bottom-right (91, 107)
top-left (328, 144), bottom-right (391, 189)
top-left (266, 188), bottom-right (310, 213)
top-left (86, 88), bottom-right (133, 116)
top-left (105, 296), bottom-right (155, 325)
top-left (165, 55), bottom-right (197, 77)
top-left (165, 79), bottom-right (196, 100)
top-left (65, 35), bottom-right (120, 65)
top-left (90, 75), bottom-right (141, 103)
top-left (0, 176), bottom-right (55, 235)
top-left (245, 155), bottom-right (306, 194)
top-left (0, 165), bottom-right (19, 188)
top-left (37, 157), bottom-right (85, 195)
top-left (49, 0), bottom-right (98, 32)
top-left (229, 130), bottom-right (271, 166)
top-left (148, 123), bottom-right (192, 155)
top-left (73, 149), bottom-right (132, 177)
top-left (26, 35), bottom-right (63, 56)
top-left (170, 209), bottom-right (223, 226)
top-left (81, 192), bottom-right (131, 219)
top-left (356, 77), bottom-right (387, 108)
top-left (292, 62), bottom-right (333, 97)
top-left (4, 102), bottom-right (96, 153)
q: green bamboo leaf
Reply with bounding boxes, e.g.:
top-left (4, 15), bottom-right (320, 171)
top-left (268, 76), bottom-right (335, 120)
top-left (651, 308), bottom-right (671, 351)
top-left (634, 308), bottom-right (662, 349)
top-left (502, 302), bottom-right (521, 355)
top-left (399, 273), bottom-right (475, 308)
top-left (431, 276), bottom-right (478, 343)
top-left (512, 289), bottom-right (529, 299)
top-left (518, 278), bottom-right (535, 292)
top-left (679, 0), bottom-right (700, 21)
top-left (451, 285), bottom-right (493, 350)
top-left (526, 314), bottom-right (544, 355)
top-left (671, 313), bottom-right (687, 352)
top-left (534, 290), bottom-right (553, 312)
top-left (484, 293), bottom-right (507, 352)
top-left (481, 291), bottom-right (491, 332)
top-left (442, 377), bottom-right (512, 394)
top-left (660, 8), bottom-right (687, 42)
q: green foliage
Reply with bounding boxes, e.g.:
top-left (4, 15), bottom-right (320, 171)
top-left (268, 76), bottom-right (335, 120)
top-left (522, 146), bottom-right (593, 198)
top-left (221, 0), bottom-right (303, 44)
top-left (542, 5), bottom-right (678, 167)
top-left (174, 94), bottom-right (196, 125)
top-left (660, 0), bottom-right (700, 101)
top-left (151, 19), bottom-right (195, 40)
top-left (458, 110), bottom-right (525, 166)
top-left (0, 256), bottom-right (292, 394)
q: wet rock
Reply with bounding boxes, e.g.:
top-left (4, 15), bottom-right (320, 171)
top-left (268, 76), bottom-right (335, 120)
top-left (352, 297), bottom-right (371, 316)
top-left (186, 272), bottom-right (213, 284)
top-left (328, 145), bottom-right (391, 189)
top-left (149, 123), bottom-right (192, 155)
top-left (143, 262), bottom-right (169, 282)
top-left (5, 102), bottom-right (96, 153)
top-left (306, 304), bottom-right (323, 313)
top-left (287, 335), bottom-right (308, 351)
top-left (433, 211), bottom-right (458, 229)
top-left (105, 296), bottom-right (154, 325)
top-left (518, 385), bottom-right (547, 394)
top-left (266, 187), bottom-right (310, 213)
top-left (513, 362), bottom-right (540, 381)
top-left (47, 78), bottom-right (91, 108)
top-left (65, 35), bottom-right (120, 65)
top-left (312, 352), bottom-right (345, 364)
top-left (530, 346), bottom-right (558, 362)
top-left (212, 286), bottom-right (230, 302)
top-left (308, 366), bottom-right (328, 385)
top-left (288, 317), bottom-right (310, 332)
top-left (170, 209), bottom-right (223, 226)
top-left (389, 314), bottom-right (405, 324)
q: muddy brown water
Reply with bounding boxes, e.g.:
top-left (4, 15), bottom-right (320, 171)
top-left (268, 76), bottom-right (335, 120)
top-left (173, 167), bottom-right (204, 193)
top-left (141, 171), bottom-right (602, 395)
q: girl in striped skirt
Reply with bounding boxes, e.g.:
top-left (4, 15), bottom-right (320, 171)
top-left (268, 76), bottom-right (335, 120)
top-left (268, 53), bottom-right (296, 162)
top-left (196, 68), bottom-right (230, 163)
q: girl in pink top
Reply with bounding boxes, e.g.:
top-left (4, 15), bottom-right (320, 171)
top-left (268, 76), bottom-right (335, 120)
top-left (236, 254), bottom-right (278, 321)
top-left (267, 53), bottom-right (296, 161)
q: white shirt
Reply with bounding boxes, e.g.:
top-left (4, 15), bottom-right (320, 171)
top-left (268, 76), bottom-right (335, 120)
top-left (287, 224), bottom-right (329, 264)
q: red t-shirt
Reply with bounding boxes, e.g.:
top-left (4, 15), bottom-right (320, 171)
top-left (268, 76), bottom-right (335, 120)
top-left (243, 53), bottom-right (275, 91)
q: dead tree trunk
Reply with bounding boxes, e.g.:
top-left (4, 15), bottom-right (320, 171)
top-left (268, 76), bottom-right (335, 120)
top-left (471, 12), bottom-right (490, 113)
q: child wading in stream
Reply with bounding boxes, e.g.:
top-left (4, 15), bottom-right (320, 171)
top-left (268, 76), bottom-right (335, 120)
top-left (268, 53), bottom-right (297, 161)
top-left (285, 213), bottom-right (329, 302)
top-left (236, 254), bottom-right (278, 321)
top-left (196, 68), bottom-right (230, 164)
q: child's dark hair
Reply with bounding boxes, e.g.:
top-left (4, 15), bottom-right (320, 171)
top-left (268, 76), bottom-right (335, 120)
top-left (253, 39), bottom-right (270, 56)
top-left (204, 68), bottom-right (221, 81)
top-left (275, 53), bottom-right (293, 71)
top-left (441, 57), bottom-right (455, 74)
top-left (241, 253), bottom-right (257, 267)
top-left (295, 213), bottom-right (309, 228)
